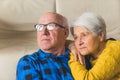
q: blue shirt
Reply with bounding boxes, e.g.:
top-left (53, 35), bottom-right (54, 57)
top-left (16, 49), bottom-right (74, 80)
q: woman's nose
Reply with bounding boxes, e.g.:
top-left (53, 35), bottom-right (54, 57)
top-left (77, 37), bottom-right (84, 46)
top-left (79, 41), bottom-right (84, 46)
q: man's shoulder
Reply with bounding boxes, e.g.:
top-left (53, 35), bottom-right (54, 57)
top-left (18, 50), bottom-right (41, 63)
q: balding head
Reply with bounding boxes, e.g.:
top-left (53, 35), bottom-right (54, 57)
top-left (39, 12), bottom-right (68, 28)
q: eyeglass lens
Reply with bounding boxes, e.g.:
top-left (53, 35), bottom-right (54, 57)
top-left (35, 22), bottom-right (65, 31)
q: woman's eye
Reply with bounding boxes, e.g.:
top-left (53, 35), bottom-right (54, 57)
top-left (73, 36), bottom-right (77, 40)
top-left (82, 33), bottom-right (87, 37)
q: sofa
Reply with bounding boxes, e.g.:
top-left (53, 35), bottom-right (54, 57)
top-left (0, 0), bottom-right (120, 80)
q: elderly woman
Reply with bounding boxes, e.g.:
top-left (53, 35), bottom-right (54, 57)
top-left (69, 12), bottom-right (120, 80)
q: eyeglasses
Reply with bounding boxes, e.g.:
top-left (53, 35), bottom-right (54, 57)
top-left (34, 22), bottom-right (65, 31)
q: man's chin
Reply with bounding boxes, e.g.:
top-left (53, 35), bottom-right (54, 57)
top-left (40, 44), bottom-right (51, 49)
top-left (41, 47), bottom-right (50, 50)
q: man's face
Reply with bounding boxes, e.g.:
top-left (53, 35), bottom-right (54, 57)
top-left (37, 13), bottom-right (69, 52)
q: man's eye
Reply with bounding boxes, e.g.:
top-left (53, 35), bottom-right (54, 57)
top-left (36, 25), bottom-right (43, 31)
top-left (47, 25), bottom-right (55, 30)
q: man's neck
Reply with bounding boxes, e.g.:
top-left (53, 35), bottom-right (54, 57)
top-left (42, 47), bottom-right (66, 56)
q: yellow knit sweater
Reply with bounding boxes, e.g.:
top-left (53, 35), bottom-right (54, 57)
top-left (69, 40), bottom-right (120, 80)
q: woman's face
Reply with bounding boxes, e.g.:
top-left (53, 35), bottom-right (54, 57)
top-left (73, 26), bottom-right (102, 56)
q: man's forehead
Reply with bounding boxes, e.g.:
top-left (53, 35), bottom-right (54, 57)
top-left (40, 12), bottom-right (58, 19)
top-left (39, 14), bottom-right (61, 24)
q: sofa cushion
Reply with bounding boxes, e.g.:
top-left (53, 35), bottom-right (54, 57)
top-left (56, 0), bottom-right (120, 39)
top-left (0, 0), bottom-right (55, 80)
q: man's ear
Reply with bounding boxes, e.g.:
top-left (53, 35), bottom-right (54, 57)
top-left (64, 32), bottom-right (66, 35)
top-left (99, 31), bottom-right (105, 42)
top-left (65, 28), bottom-right (69, 37)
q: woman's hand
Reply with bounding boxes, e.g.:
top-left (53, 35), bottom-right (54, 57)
top-left (69, 43), bottom-right (85, 65)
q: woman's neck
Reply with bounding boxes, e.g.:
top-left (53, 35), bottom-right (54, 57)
top-left (91, 41), bottom-right (106, 59)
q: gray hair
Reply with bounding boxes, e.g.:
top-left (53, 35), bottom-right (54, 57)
top-left (71, 12), bottom-right (106, 39)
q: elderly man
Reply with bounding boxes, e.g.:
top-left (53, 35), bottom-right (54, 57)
top-left (16, 12), bottom-right (74, 80)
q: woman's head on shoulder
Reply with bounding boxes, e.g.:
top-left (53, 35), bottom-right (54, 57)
top-left (71, 12), bottom-right (106, 58)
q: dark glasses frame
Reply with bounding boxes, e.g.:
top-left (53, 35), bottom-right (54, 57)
top-left (34, 22), bottom-right (65, 31)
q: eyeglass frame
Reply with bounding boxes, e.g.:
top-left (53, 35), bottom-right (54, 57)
top-left (34, 22), bottom-right (65, 31)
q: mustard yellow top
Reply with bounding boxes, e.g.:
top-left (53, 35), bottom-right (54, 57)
top-left (69, 40), bottom-right (120, 80)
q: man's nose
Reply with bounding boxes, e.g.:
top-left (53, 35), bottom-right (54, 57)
top-left (41, 27), bottom-right (49, 35)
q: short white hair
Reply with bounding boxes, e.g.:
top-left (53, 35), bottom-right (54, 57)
top-left (72, 12), bottom-right (106, 39)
